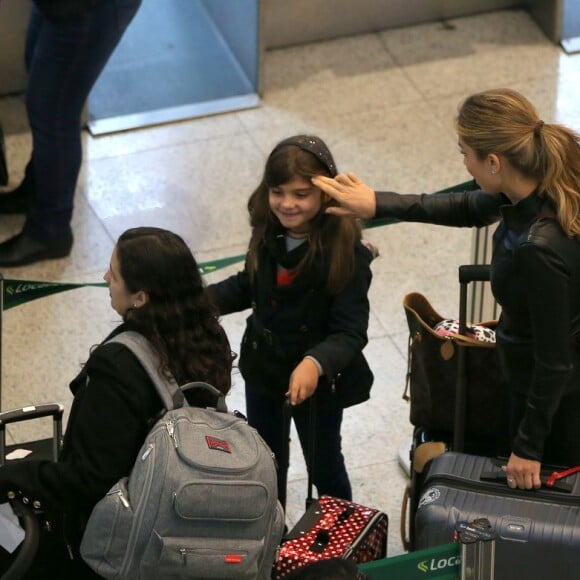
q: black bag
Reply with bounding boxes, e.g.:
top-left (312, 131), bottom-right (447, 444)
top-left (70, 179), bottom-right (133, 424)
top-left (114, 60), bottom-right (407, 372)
top-left (0, 123), bottom-right (8, 186)
top-left (402, 291), bottom-right (506, 441)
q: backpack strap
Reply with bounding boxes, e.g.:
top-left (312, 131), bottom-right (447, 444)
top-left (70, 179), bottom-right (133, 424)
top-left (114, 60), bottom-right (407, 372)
top-left (107, 331), bottom-right (180, 411)
top-left (106, 331), bottom-right (229, 413)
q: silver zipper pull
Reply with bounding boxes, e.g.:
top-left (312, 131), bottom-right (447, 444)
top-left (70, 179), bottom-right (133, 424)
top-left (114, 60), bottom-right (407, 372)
top-left (141, 444), bottom-right (153, 461)
top-left (117, 489), bottom-right (129, 508)
top-left (180, 548), bottom-right (187, 566)
top-left (112, 489), bottom-right (130, 508)
top-left (166, 420), bottom-right (178, 448)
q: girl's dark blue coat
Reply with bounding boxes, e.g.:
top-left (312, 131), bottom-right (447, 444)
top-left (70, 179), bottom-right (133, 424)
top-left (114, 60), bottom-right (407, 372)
top-left (207, 241), bottom-right (374, 408)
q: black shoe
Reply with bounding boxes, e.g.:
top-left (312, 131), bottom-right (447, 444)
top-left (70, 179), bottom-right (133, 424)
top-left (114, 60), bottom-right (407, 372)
top-left (0, 188), bottom-right (29, 214)
top-left (0, 231), bottom-right (73, 267)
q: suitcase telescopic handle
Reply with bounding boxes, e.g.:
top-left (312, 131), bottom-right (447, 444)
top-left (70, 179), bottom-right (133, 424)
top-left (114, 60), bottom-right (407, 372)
top-left (0, 403), bottom-right (64, 466)
top-left (0, 403), bottom-right (64, 427)
top-left (459, 264), bottom-right (491, 284)
top-left (454, 264), bottom-right (492, 452)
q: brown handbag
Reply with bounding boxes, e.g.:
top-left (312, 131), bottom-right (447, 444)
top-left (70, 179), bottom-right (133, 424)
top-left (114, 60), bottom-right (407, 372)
top-left (402, 292), bottom-right (507, 441)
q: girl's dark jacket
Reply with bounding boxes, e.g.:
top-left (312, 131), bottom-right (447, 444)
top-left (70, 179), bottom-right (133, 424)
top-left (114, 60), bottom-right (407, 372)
top-left (0, 323), bottom-right (162, 574)
top-left (33, 0), bottom-right (109, 19)
top-left (207, 235), bottom-right (374, 408)
top-left (374, 188), bottom-right (580, 464)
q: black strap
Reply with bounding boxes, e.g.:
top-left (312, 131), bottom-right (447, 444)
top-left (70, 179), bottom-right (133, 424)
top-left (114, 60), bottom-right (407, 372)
top-left (306, 395), bottom-right (317, 509)
top-left (480, 469), bottom-right (573, 493)
top-left (282, 395), bottom-right (317, 510)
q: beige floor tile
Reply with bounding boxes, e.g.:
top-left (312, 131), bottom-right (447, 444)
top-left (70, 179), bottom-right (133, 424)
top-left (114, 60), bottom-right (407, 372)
top-left (244, 33), bottom-right (422, 126)
top-left (379, 10), bottom-right (560, 99)
top-left (84, 133), bottom-right (261, 252)
top-left (84, 113), bottom-right (246, 161)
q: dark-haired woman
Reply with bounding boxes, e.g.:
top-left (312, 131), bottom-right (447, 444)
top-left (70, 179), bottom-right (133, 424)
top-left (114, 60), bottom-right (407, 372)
top-left (0, 227), bottom-right (233, 577)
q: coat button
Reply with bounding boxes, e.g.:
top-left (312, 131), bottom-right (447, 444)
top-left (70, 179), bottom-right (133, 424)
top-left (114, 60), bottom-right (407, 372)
top-left (300, 325), bottom-right (308, 333)
top-left (7, 491), bottom-right (15, 500)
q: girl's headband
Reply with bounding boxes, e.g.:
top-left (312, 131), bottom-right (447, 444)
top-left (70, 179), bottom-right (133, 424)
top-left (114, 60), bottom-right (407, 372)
top-left (269, 135), bottom-right (337, 177)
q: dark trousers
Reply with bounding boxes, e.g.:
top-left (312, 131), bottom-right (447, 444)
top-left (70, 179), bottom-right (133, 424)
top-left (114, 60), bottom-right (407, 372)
top-left (23, 0), bottom-right (141, 240)
top-left (245, 389), bottom-right (352, 509)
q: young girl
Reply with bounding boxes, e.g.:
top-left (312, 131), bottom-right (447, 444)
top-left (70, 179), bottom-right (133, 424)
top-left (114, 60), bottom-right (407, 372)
top-left (207, 135), bottom-right (375, 508)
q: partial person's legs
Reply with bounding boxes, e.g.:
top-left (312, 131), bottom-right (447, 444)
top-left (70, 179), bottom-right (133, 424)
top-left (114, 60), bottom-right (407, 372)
top-left (293, 395), bottom-right (352, 501)
top-left (0, 0), bottom-right (142, 267)
top-left (0, 8), bottom-right (43, 213)
top-left (245, 389), bottom-right (290, 508)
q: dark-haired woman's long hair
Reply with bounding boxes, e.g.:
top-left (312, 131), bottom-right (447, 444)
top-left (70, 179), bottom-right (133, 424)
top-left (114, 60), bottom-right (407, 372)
top-left (116, 227), bottom-right (233, 394)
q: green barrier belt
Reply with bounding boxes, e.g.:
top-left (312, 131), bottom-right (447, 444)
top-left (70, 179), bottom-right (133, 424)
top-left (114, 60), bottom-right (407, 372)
top-left (1, 254), bottom-right (247, 310)
top-left (359, 543), bottom-right (461, 579)
top-left (1, 180), bottom-right (478, 311)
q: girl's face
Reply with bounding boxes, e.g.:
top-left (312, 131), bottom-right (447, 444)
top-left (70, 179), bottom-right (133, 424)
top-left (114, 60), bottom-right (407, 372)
top-left (103, 247), bottom-right (144, 316)
top-left (269, 175), bottom-right (324, 236)
top-left (458, 138), bottom-right (500, 194)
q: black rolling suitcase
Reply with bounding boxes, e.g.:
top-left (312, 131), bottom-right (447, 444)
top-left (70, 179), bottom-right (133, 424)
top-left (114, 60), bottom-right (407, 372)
top-left (0, 275), bottom-right (64, 578)
top-left (0, 404), bottom-right (63, 579)
top-left (273, 399), bottom-right (388, 579)
top-left (402, 265), bottom-right (508, 551)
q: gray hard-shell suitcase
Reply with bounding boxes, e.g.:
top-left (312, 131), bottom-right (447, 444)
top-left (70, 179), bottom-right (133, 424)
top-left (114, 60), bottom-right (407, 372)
top-left (415, 451), bottom-right (580, 579)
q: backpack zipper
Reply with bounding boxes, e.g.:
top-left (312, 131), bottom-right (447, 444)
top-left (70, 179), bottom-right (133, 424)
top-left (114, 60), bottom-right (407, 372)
top-left (107, 488), bottom-right (130, 508)
top-left (119, 439), bottom-right (157, 575)
top-left (167, 420), bottom-right (178, 448)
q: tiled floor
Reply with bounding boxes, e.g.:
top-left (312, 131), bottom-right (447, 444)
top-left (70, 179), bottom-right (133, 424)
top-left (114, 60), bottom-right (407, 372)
top-left (1, 8), bottom-right (580, 558)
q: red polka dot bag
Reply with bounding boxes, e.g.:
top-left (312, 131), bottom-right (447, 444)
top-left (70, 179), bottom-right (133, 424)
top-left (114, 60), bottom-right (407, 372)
top-left (273, 495), bottom-right (388, 578)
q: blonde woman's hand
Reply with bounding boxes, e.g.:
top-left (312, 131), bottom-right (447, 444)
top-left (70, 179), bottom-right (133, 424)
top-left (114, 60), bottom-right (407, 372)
top-left (502, 452), bottom-right (542, 490)
top-left (286, 358), bottom-right (320, 406)
top-left (312, 172), bottom-right (377, 219)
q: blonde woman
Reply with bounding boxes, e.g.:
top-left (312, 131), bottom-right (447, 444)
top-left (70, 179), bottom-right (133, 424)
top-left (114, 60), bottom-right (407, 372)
top-left (314, 88), bottom-right (580, 491)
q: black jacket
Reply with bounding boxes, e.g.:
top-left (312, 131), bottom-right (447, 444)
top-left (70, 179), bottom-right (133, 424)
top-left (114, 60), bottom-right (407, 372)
top-left (0, 323), bottom-right (163, 555)
top-left (375, 189), bottom-right (580, 463)
top-left (33, 0), bottom-right (109, 19)
top-left (207, 240), bottom-right (374, 408)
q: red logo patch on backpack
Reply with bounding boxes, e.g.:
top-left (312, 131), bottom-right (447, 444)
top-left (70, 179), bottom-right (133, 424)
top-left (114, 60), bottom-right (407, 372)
top-left (205, 435), bottom-right (231, 453)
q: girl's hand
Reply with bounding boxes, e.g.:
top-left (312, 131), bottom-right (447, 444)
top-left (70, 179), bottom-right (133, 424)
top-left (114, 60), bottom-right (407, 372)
top-left (286, 358), bottom-right (320, 406)
top-left (312, 173), bottom-right (377, 219)
top-left (502, 452), bottom-right (542, 490)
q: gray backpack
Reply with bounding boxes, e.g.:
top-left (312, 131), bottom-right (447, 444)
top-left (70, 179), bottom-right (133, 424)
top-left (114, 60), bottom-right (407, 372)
top-left (80, 331), bottom-right (285, 579)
